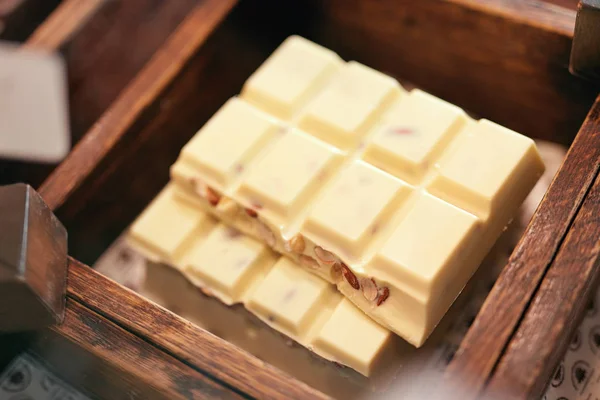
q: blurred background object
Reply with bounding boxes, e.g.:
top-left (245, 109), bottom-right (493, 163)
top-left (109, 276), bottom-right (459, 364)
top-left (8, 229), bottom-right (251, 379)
top-left (570, 0), bottom-right (600, 80)
top-left (0, 43), bottom-right (70, 163)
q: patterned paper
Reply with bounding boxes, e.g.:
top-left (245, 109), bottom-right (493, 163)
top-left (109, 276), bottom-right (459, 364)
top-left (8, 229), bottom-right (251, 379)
top-left (543, 287), bottom-right (600, 400)
top-left (0, 354), bottom-right (91, 400)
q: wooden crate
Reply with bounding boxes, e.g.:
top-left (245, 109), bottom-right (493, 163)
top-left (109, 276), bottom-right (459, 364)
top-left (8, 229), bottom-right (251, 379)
top-left (1, 0), bottom-right (599, 399)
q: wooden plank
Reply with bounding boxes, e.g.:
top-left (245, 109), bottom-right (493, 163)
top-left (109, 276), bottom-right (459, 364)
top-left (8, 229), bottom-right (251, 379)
top-left (32, 298), bottom-right (244, 399)
top-left (66, 258), bottom-right (329, 400)
top-left (485, 146), bottom-right (600, 398)
top-left (0, 184), bottom-right (67, 332)
top-left (0, 0), bottom-right (60, 42)
top-left (0, 0), bottom-right (207, 188)
top-left (23, 0), bottom-right (104, 51)
top-left (570, 0), bottom-right (600, 80)
top-left (447, 94), bottom-right (600, 395)
top-left (544, 0), bottom-right (579, 8)
top-left (60, 0), bottom-right (205, 142)
top-left (38, 0), bottom-right (238, 211)
top-left (317, 0), bottom-right (596, 145)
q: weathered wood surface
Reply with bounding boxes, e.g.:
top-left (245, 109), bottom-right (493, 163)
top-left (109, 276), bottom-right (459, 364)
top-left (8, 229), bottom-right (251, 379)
top-left (484, 101), bottom-right (600, 399)
top-left (66, 258), bottom-right (328, 399)
top-left (22, 0), bottom-right (104, 51)
top-left (0, 184), bottom-right (67, 332)
top-left (38, 0), bottom-right (238, 215)
top-left (34, 299), bottom-right (244, 399)
top-left (0, 0), bottom-right (59, 42)
top-left (0, 0), bottom-right (208, 188)
top-left (570, 0), bottom-right (600, 80)
top-left (447, 94), bottom-right (600, 398)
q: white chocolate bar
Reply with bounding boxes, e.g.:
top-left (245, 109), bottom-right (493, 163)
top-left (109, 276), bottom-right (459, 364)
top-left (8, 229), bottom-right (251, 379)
top-left (242, 36), bottom-right (343, 121)
top-left (168, 36), bottom-right (545, 346)
top-left (127, 185), bottom-right (393, 376)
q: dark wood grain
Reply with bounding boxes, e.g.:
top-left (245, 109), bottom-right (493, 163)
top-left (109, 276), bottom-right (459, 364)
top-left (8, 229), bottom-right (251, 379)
top-left (66, 258), bottom-right (329, 400)
top-left (316, 0), bottom-right (597, 145)
top-left (0, 0), bottom-right (59, 42)
top-left (570, 0), bottom-right (600, 80)
top-left (55, 4), bottom-right (289, 264)
top-left (0, 184), bottom-right (67, 332)
top-left (38, 0), bottom-right (238, 214)
top-left (22, 0), bottom-right (103, 51)
top-left (61, 0), bottom-right (204, 143)
top-left (544, 0), bottom-right (579, 8)
top-left (484, 115), bottom-right (600, 400)
top-left (447, 94), bottom-right (600, 396)
top-left (32, 298), bottom-right (244, 399)
top-left (0, 0), bottom-right (205, 189)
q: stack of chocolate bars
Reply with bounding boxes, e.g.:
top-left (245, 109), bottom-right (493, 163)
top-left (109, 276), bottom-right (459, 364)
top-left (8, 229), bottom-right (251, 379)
top-left (126, 36), bottom-right (545, 377)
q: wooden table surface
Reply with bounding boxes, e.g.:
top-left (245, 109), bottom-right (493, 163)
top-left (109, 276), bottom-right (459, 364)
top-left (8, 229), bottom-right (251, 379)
top-left (545, 0), bottom-right (579, 8)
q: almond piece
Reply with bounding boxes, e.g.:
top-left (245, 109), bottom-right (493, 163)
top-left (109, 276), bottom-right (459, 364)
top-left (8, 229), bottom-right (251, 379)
top-left (377, 287), bottom-right (390, 306)
top-left (289, 234), bottom-right (305, 253)
top-left (190, 177), bottom-right (220, 206)
top-left (299, 255), bottom-right (319, 270)
top-left (341, 263), bottom-right (360, 290)
top-left (257, 221), bottom-right (276, 247)
top-left (361, 278), bottom-right (378, 301)
top-left (314, 246), bottom-right (336, 265)
top-left (205, 187), bottom-right (221, 206)
top-left (331, 263), bottom-right (343, 281)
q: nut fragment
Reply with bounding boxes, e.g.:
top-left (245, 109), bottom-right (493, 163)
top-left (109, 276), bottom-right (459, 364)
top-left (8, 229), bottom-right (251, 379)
top-left (190, 177), bottom-right (221, 206)
top-left (330, 263), bottom-right (343, 281)
top-left (245, 207), bottom-right (258, 218)
top-left (288, 234), bottom-right (305, 253)
top-left (361, 278), bottom-right (378, 301)
top-left (314, 246), bottom-right (336, 265)
top-left (299, 255), bottom-right (320, 270)
top-left (377, 287), bottom-right (390, 306)
top-left (341, 263), bottom-right (360, 290)
top-left (205, 187), bottom-right (221, 206)
top-left (257, 221), bottom-right (276, 247)
top-left (245, 202), bottom-right (263, 217)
